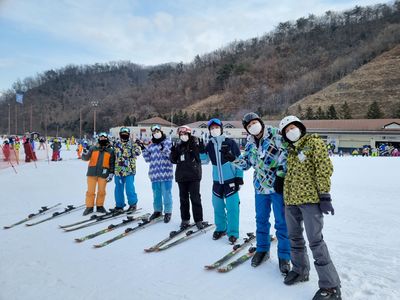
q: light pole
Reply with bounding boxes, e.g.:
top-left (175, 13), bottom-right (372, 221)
top-left (90, 100), bottom-right (99, 137)
top-left (8, 103), bottom-right (11, 135)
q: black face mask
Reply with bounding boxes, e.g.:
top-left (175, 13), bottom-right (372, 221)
top-left (99, 139), bottom-right (109, 147)
top-left (119, 134), bottom-right (129, 142)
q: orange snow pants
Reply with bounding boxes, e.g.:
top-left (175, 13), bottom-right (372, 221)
top-left (85, 176), bottom-right (107, 207)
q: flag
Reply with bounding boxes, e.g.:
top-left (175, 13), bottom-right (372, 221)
top-left (16, 93), bottom-right (24, 104)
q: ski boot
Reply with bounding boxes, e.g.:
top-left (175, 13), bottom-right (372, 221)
top-left (127, 205), bottom-right (137, 213)
top-left (164, 213), bottom-right (172, 223)
top-left (312, 287), bottom-right (341, 300)
top-left (251, 251), bottom-right (270, 267)
top-left (228, 236), bottom-right (237, 244)
top-left (149, 211), bottom-right (162, 220)
top-left (82, 207), bottom-right (94, 216)
top-left (180, 220), bottom-right (191, 230)
top-left (195, 221), bottom-right (205, 230)
top-left (284, 271), bottom-right (309, 285)
top-left (111, 207), bottom-right (124, 213)
top-left (212, 231), bottom-right (226, 240)
top-left (279, 258), bottom-right (291, 275)
top-left (96, 206), bottom-right (107, 214)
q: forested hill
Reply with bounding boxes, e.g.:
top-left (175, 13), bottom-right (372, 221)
top-left (0, 2), bottom-right (399, 136)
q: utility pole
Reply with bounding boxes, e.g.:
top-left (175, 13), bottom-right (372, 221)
top-left (8, 103), bottom-right (11, 135)
top-left (30, 103), bottom-right (33, 132)
top-left (90, 100), bottom-right (99, 136)
top-left (79, 108), bottom-right (82, 139)
top-left (15, 104), bottom-right (18, 134)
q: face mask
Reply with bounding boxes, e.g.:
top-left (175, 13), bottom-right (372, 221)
top-left (248, 122), bottom-right (262, 136)
top-left (180, 135), bottom-right (189, 142)
top-left (99, 139), bottom-right (108, 146)
top-left (153, 132), bottom-right (162, 139)
top-left (286, 127), bottom-right (302, 142)
top-left (120, 134), bottom-right (129, 142)
top-left (210, 128), bottom-right (221, 137)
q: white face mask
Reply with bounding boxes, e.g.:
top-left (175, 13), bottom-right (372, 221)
top-left (153, 132), bottom-right (162, 139)
top-left (248, 122), bottom-right (262, 136)
top-left (286, 127), bottom-right (302, 142)
top-left (210, 128), bottom-right (221, 137)
top-left (180, 135), bottom-right (189, 142)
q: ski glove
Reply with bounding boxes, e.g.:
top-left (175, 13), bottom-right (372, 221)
top-left (319, 193), bottom-right (335, 215)
top-left (198, 139), bottom-right (206, 154)
top-left (273, 176), bottom-right (284, 194)
top-left (234, 177), bottom-right (244, 191)
top-left (82, 148), bottom-right (89, 155)
top-left (106, 174), bottom-right (114, 183)
top-left (135, 139), bottom-right (146, 150)
top-left (220, 144), bottom-right (236, 162)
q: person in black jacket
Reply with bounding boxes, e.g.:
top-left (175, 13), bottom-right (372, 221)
top-left (170, 126), bottom-right (204, 230)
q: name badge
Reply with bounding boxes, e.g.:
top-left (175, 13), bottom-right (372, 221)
top-left (180, 154), bottom-right (185, 161)
top-left (298, 151), bottom-right (306, 162)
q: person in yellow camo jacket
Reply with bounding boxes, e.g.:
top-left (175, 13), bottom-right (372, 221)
top-left (279, 116), bottom-right (341, 300)
top-left (82, 133), bottom-right (115, 215)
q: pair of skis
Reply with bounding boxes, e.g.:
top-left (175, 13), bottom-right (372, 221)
top-left (3, 203), bottom-right (62, 229)
top-left (60, 208), bottom-right (142, 232)
top-left (144, 222), bottom-right (214, 252)
top-left (26, 204), bottom-right (86, 226)
top-left (204, 233), bottom-right (257, 273)
top-left (74, 213), bottom-right (150, 243)
top-left (93, 215), bottom-right (165, 248)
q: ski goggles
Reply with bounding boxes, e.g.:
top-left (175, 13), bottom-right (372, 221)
top-left (207, 118), bottom-right (222, 128)
top-left (98, 132), bottom-right (108, 138)
top-left (150, 124), bottom-right (162, 132)
top-left (120, 127), bottom-right (130, 134)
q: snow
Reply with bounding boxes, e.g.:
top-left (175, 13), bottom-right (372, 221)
top-left (1, 146), bottom-right (400, 300)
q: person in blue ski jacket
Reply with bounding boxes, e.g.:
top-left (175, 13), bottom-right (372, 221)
top-left (199, 118), bottom-right (243, 244)
top-left (222, 112), bottom-right (291, 274)
top-left (113, 127), bottom-right (142, 212)
top-left (142, 124), bottom-right (174, 223)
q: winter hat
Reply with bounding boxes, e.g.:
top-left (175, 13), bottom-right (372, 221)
top-left (177, 125), bottom-right (192, 135)
top-left (207, 118), bottom-right (223, 134)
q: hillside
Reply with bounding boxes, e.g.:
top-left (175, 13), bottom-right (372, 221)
top-left (0, 2), bottom-right (400, 136)
top-left (288, 44), bottom-right (400, 118)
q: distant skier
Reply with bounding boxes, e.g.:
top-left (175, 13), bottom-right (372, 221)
top-left (81, 132), bottom-right (115, 215)
top-left (200, 118), bottom-right (243, 244)
top-left (2, 139), bottom-right (11, 161)
top-left (170, 125), bottom-right (204, 230)
top-left (23, 137), bottom-right (36, 162)
top-left (224, 112), bottom-right (291, 273)
top-left (50, 138), bottom-right (62, 161)
top-left (142, 124), bottom-right (174, 223)
top-left (113, 127), bottom-right (142, 212)
top-left (279, 115), bottom-right (341, 300)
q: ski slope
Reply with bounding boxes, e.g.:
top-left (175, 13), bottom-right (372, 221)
top-left (0, 146), bottom-right (399, 300)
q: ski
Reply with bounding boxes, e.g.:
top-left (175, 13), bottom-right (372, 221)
top-left (26, 204), bottom-right (86, 226)
top-left (217, 246), bottom-right (257, 273)
top-left (144, 223), bottom-right (197, 252)
top-left (154, 222), bottom-right (214, 252)
top-left (204, 233), bottom-right (256, 270)
top-left (93, 216), bottom-right (164, 248)
top-left (74, 213), bottom-right (150, 243)
top-left (61, 208), bottom-right (142, 232)
top-left (3, 203), bottom-right (62, 229)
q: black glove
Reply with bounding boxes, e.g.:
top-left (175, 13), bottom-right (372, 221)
top-left (220, 144), bottom-right (236, 162)
top-left (198, 138), bottom-right (206, 154)
top-left (319, 193), bottom-right (335, 215)
top-left (273, 176), bottom-right (284, 194)
top-left (82, 148), bottom-right (89, 155)
top-left (135, 139), bottom-right (145, 150)
top-left (234, 177), bottom-right (244, 191)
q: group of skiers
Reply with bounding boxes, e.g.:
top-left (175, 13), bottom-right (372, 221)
top-left (80, 113), bottom-right (341, 300)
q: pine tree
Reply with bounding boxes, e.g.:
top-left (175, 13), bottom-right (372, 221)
top-left (326, 105), bottom-right (338, 119)
top-left (123, 115), bottom-right (131, 126)
top-left (305, 107), bottom-right (314, 120)
top-left (315, 106), bottom-right (325, 119)
top-left (297, 105), bottom-right (303, 118)
top-left (366, 101), bottom-right (383, 119)
top-left (340, 102), bottom-right (352, 119)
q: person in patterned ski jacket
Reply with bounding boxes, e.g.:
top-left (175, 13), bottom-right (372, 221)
top-left (224, 112), bottom-right (291, 273)
top-left (279, 115), bottom-right (341, 300)
top-left (113, 127), bottom-right (142, 212)
top-left (142, 124), bottom-right (174, 223)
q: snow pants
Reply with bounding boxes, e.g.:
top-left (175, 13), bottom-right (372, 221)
top-left (212, 192), bottom-right (240, 238)
top-left (114, 174), bottom-right (138, 208)
top-left (255, 193), bottom-right (291, 259)
top-left (152, 181), bottom-right (173, 214)
top-left (285, 204), bottom-right (341, 289)
top-left (178, 181), bottom-right (203, 223)
top-left (85, 176), bottom-right (107, 208)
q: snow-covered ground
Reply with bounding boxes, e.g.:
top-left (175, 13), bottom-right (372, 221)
top-left (1, 145), bottom-right (399, 300)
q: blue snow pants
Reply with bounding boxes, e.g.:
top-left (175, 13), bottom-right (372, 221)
top-left (212, 192), bottom-right (240, 238)
top-left (255, 192), bottom-right (291, 260)
top-left (152, 181), bottom-right (173, 214)
top-left (114, 175), bottom-right (138, 208)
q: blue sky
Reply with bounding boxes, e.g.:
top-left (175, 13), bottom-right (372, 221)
top-left (0, 0), bottom-right (385, 92)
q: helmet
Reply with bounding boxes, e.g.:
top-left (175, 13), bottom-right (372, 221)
top-left (98, 132), bottom-right (108, 139)
top-left (242, 112), bottom-right (265, 134)
top-left (207, 118), bottom-right (223, 129)
top-left (278, 115), bottom-right (306, 140)
top-left (150, 124), bottom-right (162, 132)
top-left (177, 126), bottom-right (191, 135)
top-left (119, 127), bottom-right (130, 134)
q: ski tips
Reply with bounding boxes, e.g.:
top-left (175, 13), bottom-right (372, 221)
top-left (3, 226), bottom-right (11, 229)
top-left (74, 238), bottom-right (83, 243)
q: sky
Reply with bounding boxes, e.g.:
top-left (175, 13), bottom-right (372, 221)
top-left (0, 0), bottom-right (385, 92)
